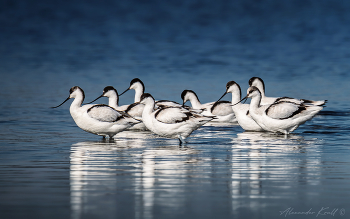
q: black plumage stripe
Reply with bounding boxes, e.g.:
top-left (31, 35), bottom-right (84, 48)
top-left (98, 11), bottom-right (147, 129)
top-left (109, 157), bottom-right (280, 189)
top-left (285, 105), bottom-right (307, 119)
top-left (125, 102), bottom-right (139, 113)
top-left (275, 96), bottom-right (294, 102)
top-left (87, 104), bottom-right (124, 122)
top-left (175, 112), bottom-right (191, 123)
top-left (87, 104), bottom-right (109, 112)
top-left (210, 100), bottom-right (230, 113)
top-left (265, 102), bottom-right (307, 120)
top-left (154, 108), bottom-right (191, 124)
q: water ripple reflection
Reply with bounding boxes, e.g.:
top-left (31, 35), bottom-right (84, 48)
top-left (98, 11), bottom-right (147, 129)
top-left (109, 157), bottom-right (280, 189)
top-left (69, 136), bottom-right (200, 219)
top-left (68, 128), bottom-right (344, 219)
top-left (229, 132), bottom-right (325, 214)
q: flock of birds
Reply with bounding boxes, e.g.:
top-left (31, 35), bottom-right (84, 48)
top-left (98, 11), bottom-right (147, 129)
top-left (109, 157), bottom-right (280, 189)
top-left (52, 77), bottom-right (326, 145)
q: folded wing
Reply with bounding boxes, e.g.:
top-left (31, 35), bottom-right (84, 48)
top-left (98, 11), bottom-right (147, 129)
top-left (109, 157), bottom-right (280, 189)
top-left (266, 101), bottom-right (306, 120)
top-left (87, 104), bottom-right (123, 122)
top-left (155, 107), bottom-right (193, 124)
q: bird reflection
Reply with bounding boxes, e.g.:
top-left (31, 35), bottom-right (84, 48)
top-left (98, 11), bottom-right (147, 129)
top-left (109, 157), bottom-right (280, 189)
top-left (69, 136), bottom-right (200, 219)
top-left (70, 140), bottom-right (130, 219)
top-left (229, 131), bottom-right (322, 213)
top-left (69, 128), bottom-right (324, 218)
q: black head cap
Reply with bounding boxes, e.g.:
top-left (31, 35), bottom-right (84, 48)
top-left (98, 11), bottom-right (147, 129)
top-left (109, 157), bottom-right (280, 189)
top-left (248, 77), bottom-right (265, 92)
top-left (69, 86), bottom-right (80, 94)
top-left (103, 86), bottom-right (117, 94)
top-left (226, 81), bottom-right (241, 96)
top-left (248, 77), bottom-right (261, 86)
top-left (130, 78), bottom-right (144, 86)
top-left (69, 86), bottom-right (85, 100)
top-left (226, 81), bottom-right (237, 90)
top-left (248, 86), bottom-right (260, 94)
top-left (140, 93), bottom-right (153, 101)
top-left (181, 90), bottom-right (198, 100)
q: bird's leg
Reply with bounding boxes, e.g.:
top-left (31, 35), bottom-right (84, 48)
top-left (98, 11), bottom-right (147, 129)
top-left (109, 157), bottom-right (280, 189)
top-left (178, 135), bottom-right (186, 147)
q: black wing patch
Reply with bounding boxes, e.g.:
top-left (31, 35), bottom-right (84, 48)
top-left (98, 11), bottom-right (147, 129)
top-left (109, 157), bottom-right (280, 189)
top-left (265, 101), bottom-right (307, 120)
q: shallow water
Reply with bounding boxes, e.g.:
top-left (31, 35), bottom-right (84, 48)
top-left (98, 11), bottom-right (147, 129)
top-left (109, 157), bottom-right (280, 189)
top-left (1, 1), bottom-right (350, 219)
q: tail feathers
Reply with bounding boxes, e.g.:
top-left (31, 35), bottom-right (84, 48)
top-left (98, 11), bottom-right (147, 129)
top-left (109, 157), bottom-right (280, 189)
top-left (117, 110), bottom-right (143, 123)
top-left (304, 105), bottom-right (324, 116)
top-left (301, 99), bottom-right (327, 106)
top-left (121, 116), bottom-right (142, 127)
top-left (199, 115), bottom-right (216, 123)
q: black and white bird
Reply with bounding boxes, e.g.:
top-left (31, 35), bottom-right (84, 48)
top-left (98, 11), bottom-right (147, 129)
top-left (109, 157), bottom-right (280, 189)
top-left (88, 86), bottom-right (128, 111)
top-left (140, 93), bottom-right (215, 145)
top-left (241, 86), bottom-right (324, 134)
top-left (87, 86), bottom-right (147, 131)
top-left (52, 86), bottom-right (140, 138)
top-left (120, 78), bottom-right (182, 108)
top-left (181, 89), bottom-right (237, 123)
top-left (248, 77), bottom-right (327, 106)
top-left (215, 81), bottom-right (264, 131)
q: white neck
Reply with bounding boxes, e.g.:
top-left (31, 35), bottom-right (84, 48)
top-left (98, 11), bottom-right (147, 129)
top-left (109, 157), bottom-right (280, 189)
top-left (188, 94), bottom-right (202, 109)
top-left (107, 93), bottom-right (119, 109)
top-left (69, 94), bottom-right (84, 117)
top-left (249, 93), bottom-right (262, 113)
top-left (230, 92), bottom-right (241, 107)
top-left (142, 98), bottom-right (155, 118)
top-left (134, 87), bottom-right (144, 103)
top-left (255, 83), bottom-right (266, 98)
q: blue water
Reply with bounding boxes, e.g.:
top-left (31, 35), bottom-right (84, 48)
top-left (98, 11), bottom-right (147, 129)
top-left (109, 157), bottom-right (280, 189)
top-left (1, 1), bottom-right (350, 218)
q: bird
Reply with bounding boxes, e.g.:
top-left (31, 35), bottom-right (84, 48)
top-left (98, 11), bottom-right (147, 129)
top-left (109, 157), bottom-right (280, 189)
top-left (181, 89), bottom-right (236, 123)
top-left (215, 81), bottom-right (264, 131)
top-left (120, 78), bottom-right (182, 108)
top-left (248, 77), bottom-right (327, 106)
top-left (140, 93), bottom-right (215, 145)
top-left (87, 86), bottom-right (128, 111)
top-left (120, 78), bottom-right (145, 103)
top-left (51, 86), bottom-right (140, 138)
top-left (87, 86), bottom-right (148, 131)
top-left (241, 86), bottom-right (324, 134)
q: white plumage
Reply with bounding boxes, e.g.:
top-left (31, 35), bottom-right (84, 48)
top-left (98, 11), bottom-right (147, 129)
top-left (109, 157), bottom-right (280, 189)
top-left (88, 86), bottom-right (147, 131)
top-left (120, 78), bottom-right (182, 108)
top-left (52, 77), bottom-right (326, 139)
top-left (88, 86), bottom-right (128, 110)
top-left (244, 86), bottom-right (324, 134)
top-left (217, 81), bottom-right (264, 132)
top-left (52, 86), bottom-right (140, 138)
top-left (248, 77), bottom-right (327, 106)
top-left (181, 89), bottom-right (236, 123)
top-left (140, 93), bottom-right (215, 144)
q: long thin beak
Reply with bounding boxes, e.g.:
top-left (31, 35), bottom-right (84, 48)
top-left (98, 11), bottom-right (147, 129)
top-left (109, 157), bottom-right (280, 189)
top-left (216, 92), bottom-right (227, 103)
top-left (231, 95), bottom-right (248, 107)
top-left (86, 94), bottom-right (104, 104)
top-left (119, 88), bottom-right (130, 96)
top-left (51, 97), bottom-right (70, 108)
top-left (210, 92), bottom-right (228, 113)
